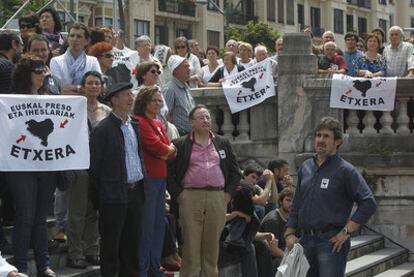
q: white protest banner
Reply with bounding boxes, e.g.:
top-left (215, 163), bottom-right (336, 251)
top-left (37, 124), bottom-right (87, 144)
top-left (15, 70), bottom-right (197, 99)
top-left (222, 59), bottom-right (276, 114)
top-left (0, 95), bottom-right (90, 171)
top-left (330, 74), bottom-right (397, 111)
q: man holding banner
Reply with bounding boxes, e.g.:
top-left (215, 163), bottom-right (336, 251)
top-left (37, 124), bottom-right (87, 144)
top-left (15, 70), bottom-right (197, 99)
top-left (221, 57), bottom-right (276, 114)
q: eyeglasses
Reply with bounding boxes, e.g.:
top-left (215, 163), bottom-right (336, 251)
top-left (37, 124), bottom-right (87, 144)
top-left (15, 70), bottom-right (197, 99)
top-left (149, 69), bottom-right (161, 75)
top-left (176, 45), bottom-right (187, 49)
top-left (31, 67), bottom-right (46, 74)
top-left (20, 23), bottom-right (34, 29)
top-left (100, 53), bottom-right (114, 59)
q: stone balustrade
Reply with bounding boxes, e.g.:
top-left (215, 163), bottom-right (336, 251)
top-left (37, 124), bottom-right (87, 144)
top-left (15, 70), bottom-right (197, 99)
top-left (190, 87), bottom-right (278, 163)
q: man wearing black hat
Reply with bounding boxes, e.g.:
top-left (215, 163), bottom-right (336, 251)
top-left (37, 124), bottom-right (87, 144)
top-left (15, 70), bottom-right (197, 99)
top-left (89, 82), bottom-right (145, 277)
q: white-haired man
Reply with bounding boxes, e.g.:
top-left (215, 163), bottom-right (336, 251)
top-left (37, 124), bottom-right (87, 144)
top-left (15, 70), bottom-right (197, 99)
top-left (317, 42), bottom-right (347, 75)
top-left (313, 30), bottom-right (343, 56)
top-left (383, 26), bottom-right (414, 77)
top-left (254, 44), bottom-right (278, 81)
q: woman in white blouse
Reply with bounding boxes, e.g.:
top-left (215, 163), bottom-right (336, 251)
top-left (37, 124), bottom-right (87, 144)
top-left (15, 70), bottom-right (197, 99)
top-left (198, 46), bottom-right (221, 86)
top-left (208, 51), bottom-right (245, 87)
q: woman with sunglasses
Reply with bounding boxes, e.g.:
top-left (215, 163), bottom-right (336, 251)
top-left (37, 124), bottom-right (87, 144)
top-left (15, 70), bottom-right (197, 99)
top-left (174, 36), bottom-right (201, 88)
top-left (134, 62), bottom-right (168, 117)
top-left (18, 13), bottom-right (41, 53)
top-left (133, 86), bottom-right (177, 277)
top-left (6, 56), bottom-right (58, 277)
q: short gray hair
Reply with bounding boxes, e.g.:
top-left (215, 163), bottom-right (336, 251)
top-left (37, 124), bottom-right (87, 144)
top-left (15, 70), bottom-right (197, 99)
top-left (254, 45), bottom-right (267, 55)
top-left (135, 35), bottom-right (151, 47)
top-left (388, 26), bottom-right (404, 40)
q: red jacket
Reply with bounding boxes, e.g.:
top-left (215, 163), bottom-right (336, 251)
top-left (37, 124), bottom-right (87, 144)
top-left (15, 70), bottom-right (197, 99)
top-left (134, 115), bottom-right (172, 178)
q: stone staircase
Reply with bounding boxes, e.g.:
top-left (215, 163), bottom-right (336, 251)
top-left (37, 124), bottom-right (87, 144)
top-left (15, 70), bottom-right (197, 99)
top-left (2, 218), bottom-right (100, 277)
top-left (346, 228), bottom-right (414, 277)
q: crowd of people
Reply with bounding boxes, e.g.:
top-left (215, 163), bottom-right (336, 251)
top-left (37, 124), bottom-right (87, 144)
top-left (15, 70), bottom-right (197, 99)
top-left (0, 5), bottom-right (409, 277)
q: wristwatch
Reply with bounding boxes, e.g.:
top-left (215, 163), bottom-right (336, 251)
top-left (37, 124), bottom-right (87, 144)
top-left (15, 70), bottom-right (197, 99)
top-left (342, 226), bottom-right (350, 235)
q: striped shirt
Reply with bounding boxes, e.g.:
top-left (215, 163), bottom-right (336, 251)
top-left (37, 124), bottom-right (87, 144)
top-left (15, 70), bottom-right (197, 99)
top-left (163, 77), bottom-right (195, 134)
top-left (112, 112), bottom-right (144, 183)
top-left (383, 41), bottom-right (414, 77)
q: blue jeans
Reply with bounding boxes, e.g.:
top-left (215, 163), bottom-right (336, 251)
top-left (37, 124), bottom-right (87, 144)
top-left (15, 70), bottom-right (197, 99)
top-left (6, 172), bottom-right (56, 273)
top-left (300, 229), bottom-right (350, 277)
top-left (54, 188), bottom-right (67, 230)
top-left (138, 178), bottom-right (166, 277)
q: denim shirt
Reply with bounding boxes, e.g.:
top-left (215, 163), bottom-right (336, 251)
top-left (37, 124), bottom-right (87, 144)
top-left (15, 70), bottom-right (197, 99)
top-left (287, 154), bottom-right (376, 230)
top-left (112, 112), bottom-right (144, 183)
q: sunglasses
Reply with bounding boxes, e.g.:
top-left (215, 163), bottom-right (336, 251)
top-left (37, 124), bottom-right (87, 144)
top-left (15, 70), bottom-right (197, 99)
top-left (149, 69), bottom-right (161, 75)
top-left (176, 45), bottom-right (187, 49)
top-left (100, 53), bottom-right (114, 59)
top-left (20, 23), bottom-right (34, 29)
top-left (31, 67), bottom-right (46, 74)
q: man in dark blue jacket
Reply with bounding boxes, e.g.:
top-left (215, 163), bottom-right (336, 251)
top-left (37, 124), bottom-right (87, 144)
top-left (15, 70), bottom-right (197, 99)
top-left (89, 82), bottom-right (145, 277)
top-left (284, 117), bottom-right (376, 277)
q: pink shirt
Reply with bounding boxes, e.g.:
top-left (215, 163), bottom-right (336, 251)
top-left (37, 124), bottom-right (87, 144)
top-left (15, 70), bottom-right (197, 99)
top-left (182, 136), bottom-right (225, 189)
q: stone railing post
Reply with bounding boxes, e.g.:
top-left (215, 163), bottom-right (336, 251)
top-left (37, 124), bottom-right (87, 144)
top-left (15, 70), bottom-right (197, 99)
top-left (277, 33), bottom-right (317, 172)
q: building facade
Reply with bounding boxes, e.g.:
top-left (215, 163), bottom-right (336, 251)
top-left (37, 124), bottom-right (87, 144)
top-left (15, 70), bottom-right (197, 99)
top-left (54, 0), bottom-right (414, 50)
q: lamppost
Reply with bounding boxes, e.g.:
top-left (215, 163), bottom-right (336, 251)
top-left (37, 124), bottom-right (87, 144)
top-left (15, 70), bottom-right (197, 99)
top-left (195, 0), bottom-right (229, 43)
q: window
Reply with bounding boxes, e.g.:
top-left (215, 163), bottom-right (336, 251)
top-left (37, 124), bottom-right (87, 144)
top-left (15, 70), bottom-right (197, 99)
top-left (334, 9), bottom-right (343, 34)
top-left (411, 0), bottom-right (414, 6)
top-left (278, 0), bottom-right (284, 23)
top-left (379, 19), bottom-right (387, 36)
top-left (378, 0), bottom-right (386, 5)
top-left (358, 17), bottom-right (367, 37)
top-left (346, 14), bottom-right (354, 32)
top-left (134, 20), bottom-right (149, 38)
top-left (57, 12), bottom-right (66, 31)
top-left (176, 28), bottom-right (191, 39)
top-left (155, 25), bottom-right (168, 45)
top-left (207, 30), bottom-right (220, 48)
top-left (286, 0), bottom-right (294, 25)
top-left (411, 17), bottom-right (414, 28)
top-left (297, 4), bottom-right (304, 29)
top-left (207, 0), bottom-right (220, 11)
top-left (95, 18), bottom-right (103, 27)
top-left (310, 7), bottom-right (321, 34)
top-left (267, 0), bottom-right (275, 22)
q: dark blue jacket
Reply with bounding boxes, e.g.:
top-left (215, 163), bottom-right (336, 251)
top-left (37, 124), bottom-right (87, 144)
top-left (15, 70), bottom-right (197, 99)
top-left (89, 113), bottom-right (146, 205)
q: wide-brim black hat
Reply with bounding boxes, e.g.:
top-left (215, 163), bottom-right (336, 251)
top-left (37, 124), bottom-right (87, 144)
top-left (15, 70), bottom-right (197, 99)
top-left (104, 82), bottom-right (133, 101)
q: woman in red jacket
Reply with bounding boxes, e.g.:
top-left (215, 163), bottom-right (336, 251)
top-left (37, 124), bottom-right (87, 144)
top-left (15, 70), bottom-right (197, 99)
top-left (133, 86), bottom-right (176, 276)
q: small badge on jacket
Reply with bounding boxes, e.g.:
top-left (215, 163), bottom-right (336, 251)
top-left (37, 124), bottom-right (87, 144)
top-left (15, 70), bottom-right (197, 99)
top-left (219, 150), bottom-right (226, 159)
top-left (320, 178), bottom-right (329, 189)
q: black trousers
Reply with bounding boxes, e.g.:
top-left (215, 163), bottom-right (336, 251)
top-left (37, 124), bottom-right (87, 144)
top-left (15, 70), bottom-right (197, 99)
top-left (99, 185), bottom-right (144, 277)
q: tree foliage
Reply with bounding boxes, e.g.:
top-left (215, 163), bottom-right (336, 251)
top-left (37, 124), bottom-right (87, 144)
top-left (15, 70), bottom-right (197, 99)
top-left (227, 21), bottom-right (280, 53)
top-left (0, 0), bottom-right (50, 27)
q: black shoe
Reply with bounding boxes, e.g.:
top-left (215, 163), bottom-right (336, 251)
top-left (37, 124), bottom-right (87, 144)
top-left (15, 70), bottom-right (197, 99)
top-left (67, 258), bottom-right (88, 269)
top-left (37, 268), bottom-right (58, 277)
top-left (85, 255), bottom-right (100, 266)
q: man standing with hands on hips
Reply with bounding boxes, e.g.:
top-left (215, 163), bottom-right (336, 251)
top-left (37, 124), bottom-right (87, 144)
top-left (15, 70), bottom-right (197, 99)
top-left (284, 117), bottom-right (376, 277)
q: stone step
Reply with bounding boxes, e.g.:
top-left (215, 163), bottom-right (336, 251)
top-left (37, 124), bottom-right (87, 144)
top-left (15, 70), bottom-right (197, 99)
top-left (373, 262), bottom-right (414, 277)
top-left (55, 265), bottom-right (100, 277)
top-left (348, 235), bottom-right (385, 260)
top-left (346, 248), bottom-right (409, 277)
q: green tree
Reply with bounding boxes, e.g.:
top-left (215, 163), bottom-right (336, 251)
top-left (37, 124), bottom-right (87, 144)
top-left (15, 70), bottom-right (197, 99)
top-left (0, 0), bottom-right (50, 27)
top-left (227, 21), bottom-right (280, 53)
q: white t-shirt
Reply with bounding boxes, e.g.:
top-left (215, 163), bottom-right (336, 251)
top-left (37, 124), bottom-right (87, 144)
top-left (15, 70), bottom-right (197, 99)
top-left (200, 64), bottom-right (220, 83)
top-left (113, 46), bottom-right (138, 71)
